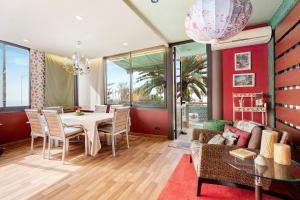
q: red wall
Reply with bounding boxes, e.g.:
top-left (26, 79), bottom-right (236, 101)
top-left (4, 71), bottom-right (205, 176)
top-left (130, 108), bottom-right (169, 136)
top-left (222, 44), bottom-right (269, 123)
top-left (0, 112), bottom-right (31, 145)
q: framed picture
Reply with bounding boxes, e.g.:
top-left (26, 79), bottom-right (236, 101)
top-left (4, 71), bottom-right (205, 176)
top-left (233, 73), bottom-right (255, 87)
top-left (235, 52), bottom-right (251, 71)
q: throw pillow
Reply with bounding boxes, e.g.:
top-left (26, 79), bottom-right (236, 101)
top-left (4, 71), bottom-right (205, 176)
top-left (224, 125), bottom-right (251, 147)
top-left (203, 120), bottom-right (233, 131)
top-left (208, 134), bottom-right (225, 145)
top-left (234, 120), bottom-right (261, 133)
top-left (247, 126), bottom-right (263, 149)
top-left (222, 130), bottom-right (239, 145)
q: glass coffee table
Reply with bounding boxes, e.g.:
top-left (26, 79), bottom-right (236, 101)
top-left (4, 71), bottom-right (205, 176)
top-left (223, 151), bottom-right (300, 200)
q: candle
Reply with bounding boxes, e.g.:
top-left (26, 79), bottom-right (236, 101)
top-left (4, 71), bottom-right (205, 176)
top-left (274, 143), bottom-right (291, 165)
top-left (260, 130), bottom-right (278, 158)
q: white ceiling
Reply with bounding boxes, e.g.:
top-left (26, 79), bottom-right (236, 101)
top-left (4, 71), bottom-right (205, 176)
top-left (126, 0), bottom-right (283, 43)
top-left (0, 0), bottom-right (165, 58)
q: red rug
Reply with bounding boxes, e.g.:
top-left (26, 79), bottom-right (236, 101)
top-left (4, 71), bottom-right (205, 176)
top-left (158, 154), bottom-right (281, 200)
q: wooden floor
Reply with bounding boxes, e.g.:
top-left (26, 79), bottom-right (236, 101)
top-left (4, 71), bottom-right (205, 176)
top-left (0, 135), bottom-right (187, 200)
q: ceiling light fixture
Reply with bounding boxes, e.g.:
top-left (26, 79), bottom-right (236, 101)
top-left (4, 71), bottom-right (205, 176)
top-left (122, 42), bottom-right (128, 46)
top-left (151, 0), bottom-right (159, 3)
top-left (75, 15), bottom-right (83, 21)
top-left (64, 41), bottom-right (91, 75)
top-left (185, 0), bottom-right (252, 44)
top-left (23, 39), bottom-right (30, 42)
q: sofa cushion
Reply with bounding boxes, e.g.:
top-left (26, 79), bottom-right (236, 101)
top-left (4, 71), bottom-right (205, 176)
top-left (247, 126), bottom-right (263, 149)
top-left (224, 125), bottom-right (251, 147)
top-left (234, 120), bottom-right (262, 133)
top-left (203, 120), bottom-right (233, 131)
top-left (222, 130), bottom-right (239, 145)
top-left (208, 134), bottom-right (225, 145)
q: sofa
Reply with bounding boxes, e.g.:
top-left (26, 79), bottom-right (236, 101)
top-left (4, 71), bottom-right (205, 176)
top-left (190, 120), bottom-right (289, 196)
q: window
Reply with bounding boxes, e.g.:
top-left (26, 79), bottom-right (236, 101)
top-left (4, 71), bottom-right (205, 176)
top-left (105, 47), bottom-right (166, 108)
top-left (132, 49), bottom-right (165, 106)
top-left (0, 42), bottom-right (30, 111)
top-left (106, 55), bottom-right (130, 105)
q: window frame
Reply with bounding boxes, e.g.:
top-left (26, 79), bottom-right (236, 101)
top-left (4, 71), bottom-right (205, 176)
top-left (0, 40), bottom-right (31, 112)
top-left (104, 46), bottom-right (167, 109)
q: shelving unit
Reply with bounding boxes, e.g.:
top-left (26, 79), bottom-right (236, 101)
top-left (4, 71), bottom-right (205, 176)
top-left (233, 93), bottom-right (268, 125)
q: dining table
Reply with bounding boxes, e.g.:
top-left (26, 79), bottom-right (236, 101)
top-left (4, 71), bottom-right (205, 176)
top-left (60, 112), bottom-right (113, 156)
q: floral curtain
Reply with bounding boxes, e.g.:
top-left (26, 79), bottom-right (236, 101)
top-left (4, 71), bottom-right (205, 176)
top-left (30, 49), bottom-right (45, 109)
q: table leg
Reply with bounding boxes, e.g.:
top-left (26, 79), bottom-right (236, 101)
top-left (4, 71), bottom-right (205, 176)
top-left (255, 176), bottom-right (263, 200)
top-left (106, 135), bottom-right (112, 146)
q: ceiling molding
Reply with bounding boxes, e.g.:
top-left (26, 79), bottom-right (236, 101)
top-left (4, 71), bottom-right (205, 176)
top-left (123, 0), bottom-right (169, 44)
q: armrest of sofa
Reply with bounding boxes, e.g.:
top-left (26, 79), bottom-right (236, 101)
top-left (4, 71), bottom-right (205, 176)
top-left (191, 143), bottom-right (271, 190)
top-left (192, 128), bottom-right (222, 143)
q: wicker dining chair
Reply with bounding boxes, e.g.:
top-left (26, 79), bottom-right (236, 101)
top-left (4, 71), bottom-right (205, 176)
top-left (109, 105), bottom-right (124, 113)
top-left (43, 106), bottom-right (64, 114)
top-left (25, 109), bottom-right (48, 158)
top-left (98, 107), bottom-right (130, 157)
top-left (95, 105), bottom-right (108, 113)
top-left (42, 110), bottom-right (87, 163)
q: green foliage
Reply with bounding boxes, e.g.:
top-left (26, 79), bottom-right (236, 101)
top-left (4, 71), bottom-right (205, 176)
top-left (178, 55), bottom-right (207, 102)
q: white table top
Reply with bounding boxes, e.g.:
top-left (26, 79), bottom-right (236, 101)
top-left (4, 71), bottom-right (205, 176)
top-left (60, 112), bottom-right (113, 156)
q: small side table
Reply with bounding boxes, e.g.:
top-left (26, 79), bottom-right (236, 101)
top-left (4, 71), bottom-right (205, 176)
top-left (0, 123), bottom-right (3, 156)
top-left (223, 150), bottom-right (300, 200)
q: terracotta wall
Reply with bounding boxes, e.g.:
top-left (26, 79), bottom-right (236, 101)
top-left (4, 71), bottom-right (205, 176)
top-left (130, 108), bottom-right (169, 136)
top-left (274, 2), bottom-right (300, 146)
top-left (222, 44), bottom-right (269, 123)
top-left (0, 112), bottom-right (31, 145)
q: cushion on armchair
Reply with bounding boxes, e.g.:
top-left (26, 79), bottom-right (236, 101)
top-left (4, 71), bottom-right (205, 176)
top-left (224, 125), bottom-right (251, 147)
top-left (203, 120), bottom-right (233, 131)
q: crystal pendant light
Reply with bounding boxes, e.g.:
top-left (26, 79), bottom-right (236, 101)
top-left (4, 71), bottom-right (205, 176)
top-left (64, 41), bottom-right (91, 75)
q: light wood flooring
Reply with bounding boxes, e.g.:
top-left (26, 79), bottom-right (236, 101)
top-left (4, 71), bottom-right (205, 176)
top-left (0, 135), bottom-right (187, 200)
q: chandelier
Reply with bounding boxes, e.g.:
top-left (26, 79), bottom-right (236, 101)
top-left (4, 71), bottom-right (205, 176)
top-left (64, 41), bottom-right (91, 75)
top-left (185, 0), bottom-right (252, 44)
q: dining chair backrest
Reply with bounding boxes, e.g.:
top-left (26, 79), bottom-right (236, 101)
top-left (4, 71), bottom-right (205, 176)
top-left (109, 105), bottom-right (123, 113)
top-left (42, 110), bottom-right (64, 138)
top-left (112, 107), bottom-right (130, 133)
top-left (25, 109), bottom-right (44, 135)
top-left (43, 106), bottom-right (64, 114)
top-left (95, 105), bottom-right (107, 113)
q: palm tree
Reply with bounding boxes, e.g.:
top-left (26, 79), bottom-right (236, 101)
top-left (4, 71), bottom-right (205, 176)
top-left (134, 54), bottom-right (207, 103)
top-left (179, 55), bottom-right (207, 102)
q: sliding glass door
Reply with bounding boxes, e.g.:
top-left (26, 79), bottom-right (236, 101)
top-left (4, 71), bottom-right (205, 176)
top-left (173, 42), bottom-right (209, 140)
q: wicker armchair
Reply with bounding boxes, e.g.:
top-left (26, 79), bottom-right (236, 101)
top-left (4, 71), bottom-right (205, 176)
top-left (190, 128), bottom-right (271, 196)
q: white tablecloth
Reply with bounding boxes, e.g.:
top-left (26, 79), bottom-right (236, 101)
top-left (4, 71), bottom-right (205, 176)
top-left (60, 112), bottom-right (113, 156)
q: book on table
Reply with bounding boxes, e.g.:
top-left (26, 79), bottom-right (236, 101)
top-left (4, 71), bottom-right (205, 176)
top-left (229, 148), bottom-right (257, 159)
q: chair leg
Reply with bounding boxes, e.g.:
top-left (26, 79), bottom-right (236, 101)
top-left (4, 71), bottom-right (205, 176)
top-left (30, 136), bottom-right (34, 153)
top-left (42, 136), bottom-right (46, 158)
top-left (48, 136), bottom-right (51, 160)
top-left (126, 131), bottom-right (129, 149)
top-left (197, 178), bottom-right (202, 197)
top-left (84, 133), bottom-right (88, 156)
top-left (66, 139), bottom-right (69, 153)
top-left (62, 139), bottom-right (66, 164)
top-left (111, 134), bottom-right (116, 157)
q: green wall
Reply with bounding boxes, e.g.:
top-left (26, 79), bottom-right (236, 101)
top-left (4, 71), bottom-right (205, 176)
top-left (268, 0), bottom-right (299, 127)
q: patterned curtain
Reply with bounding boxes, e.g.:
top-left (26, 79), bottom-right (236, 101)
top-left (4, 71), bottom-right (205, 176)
top-left (30, 49), bottom-right (45, 109)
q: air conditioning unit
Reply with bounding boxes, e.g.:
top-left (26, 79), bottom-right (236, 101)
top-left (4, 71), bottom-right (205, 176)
top-left (211, 26), bottom-right (272, 51)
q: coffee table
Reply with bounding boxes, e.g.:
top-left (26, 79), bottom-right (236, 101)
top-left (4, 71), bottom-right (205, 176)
top-left (223, 151), bottom-right (300, 200)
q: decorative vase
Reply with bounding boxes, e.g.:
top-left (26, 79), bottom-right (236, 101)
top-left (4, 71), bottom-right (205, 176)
top-left (260, 130), bottom-right (278, 158)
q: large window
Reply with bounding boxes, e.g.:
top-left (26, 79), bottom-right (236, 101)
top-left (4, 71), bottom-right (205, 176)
top-left (0, 42), bottom-right (30, 111)
top-left (106, 55), bottom-right (130, 105)
top-left (105, 47), bottom-right (166, 107)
